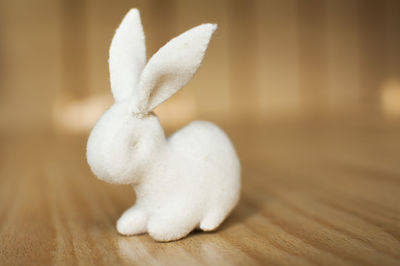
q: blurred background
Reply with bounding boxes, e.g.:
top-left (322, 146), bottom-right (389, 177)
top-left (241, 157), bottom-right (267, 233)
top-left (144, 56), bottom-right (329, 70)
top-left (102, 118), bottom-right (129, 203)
top-left (0, 0), bottom-right (400, 132)
top-left (1, 2), bottom-right (400, 263)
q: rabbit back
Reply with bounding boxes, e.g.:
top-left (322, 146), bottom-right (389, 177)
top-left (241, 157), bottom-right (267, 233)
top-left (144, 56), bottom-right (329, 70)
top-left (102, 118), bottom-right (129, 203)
top-left (165, 120), bottom-right (241, 211)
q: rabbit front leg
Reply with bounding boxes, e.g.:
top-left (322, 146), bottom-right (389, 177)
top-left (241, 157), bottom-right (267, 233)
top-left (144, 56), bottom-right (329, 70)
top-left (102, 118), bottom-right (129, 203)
top-left (116, 204), bottom-right (148, 236)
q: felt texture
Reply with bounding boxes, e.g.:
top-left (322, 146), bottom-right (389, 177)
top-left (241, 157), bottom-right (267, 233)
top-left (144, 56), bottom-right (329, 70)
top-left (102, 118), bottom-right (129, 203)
top-left (109, 9), bottom-right (146, 102)
top-left (86, 9), bottom-right (241, 242)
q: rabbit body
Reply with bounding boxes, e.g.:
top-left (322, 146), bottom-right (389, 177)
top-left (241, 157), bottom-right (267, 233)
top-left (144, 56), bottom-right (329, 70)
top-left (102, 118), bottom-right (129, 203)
top-left (86, 9), bottom-right (241, 242)
top-left (117, 119), bottom-right (239, 241)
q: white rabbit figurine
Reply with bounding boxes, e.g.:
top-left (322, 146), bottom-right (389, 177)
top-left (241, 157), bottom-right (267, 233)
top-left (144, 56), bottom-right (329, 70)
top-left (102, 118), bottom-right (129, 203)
top-left (86, 9), bottom-right (241, 242)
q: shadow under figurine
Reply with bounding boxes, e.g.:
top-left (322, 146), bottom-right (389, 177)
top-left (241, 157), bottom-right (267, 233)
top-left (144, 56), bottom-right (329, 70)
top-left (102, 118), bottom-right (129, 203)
top-left (86, 9), bottom-right (241, 242)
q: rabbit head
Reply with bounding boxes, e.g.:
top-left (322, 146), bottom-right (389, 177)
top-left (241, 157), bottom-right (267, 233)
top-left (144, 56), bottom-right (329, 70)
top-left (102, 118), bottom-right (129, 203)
top-left (86, 9), bottom-right (217, 184)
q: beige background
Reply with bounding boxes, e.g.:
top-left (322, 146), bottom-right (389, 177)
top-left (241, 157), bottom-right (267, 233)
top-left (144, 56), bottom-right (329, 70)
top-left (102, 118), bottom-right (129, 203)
top-left (1, 1), bottom-right (400, 265)
top-left (1, 0), bottom-right (399, 133)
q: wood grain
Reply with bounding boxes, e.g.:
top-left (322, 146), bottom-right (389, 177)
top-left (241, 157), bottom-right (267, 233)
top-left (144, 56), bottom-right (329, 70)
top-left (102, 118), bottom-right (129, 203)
top-left (1, 0), bottom-right (400, 264)
top-left (1, 118), bottom-right (400, 265)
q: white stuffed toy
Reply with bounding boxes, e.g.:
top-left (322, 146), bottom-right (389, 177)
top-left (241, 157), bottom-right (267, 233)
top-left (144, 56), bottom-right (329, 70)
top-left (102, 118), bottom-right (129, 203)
top-left (86, 9), bottom-right (241, 242)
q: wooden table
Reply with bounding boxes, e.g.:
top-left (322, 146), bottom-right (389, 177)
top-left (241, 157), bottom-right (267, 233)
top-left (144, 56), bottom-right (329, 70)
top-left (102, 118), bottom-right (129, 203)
top-left (1, 118), bottom-right (400, 265)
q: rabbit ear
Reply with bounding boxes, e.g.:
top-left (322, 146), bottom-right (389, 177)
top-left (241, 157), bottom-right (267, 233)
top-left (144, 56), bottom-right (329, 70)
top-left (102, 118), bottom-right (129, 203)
top-left (109, 9), bottom-right (146, 102)
top-left (132, 24), bottom-right (217, 113)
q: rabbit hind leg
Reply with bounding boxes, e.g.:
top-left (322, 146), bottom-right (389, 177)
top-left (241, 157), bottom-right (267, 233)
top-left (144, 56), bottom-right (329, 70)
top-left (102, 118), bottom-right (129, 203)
top-left (199, 210), bottom-right (227, 231)
top-left (147, 207), bottom-right (199, 242)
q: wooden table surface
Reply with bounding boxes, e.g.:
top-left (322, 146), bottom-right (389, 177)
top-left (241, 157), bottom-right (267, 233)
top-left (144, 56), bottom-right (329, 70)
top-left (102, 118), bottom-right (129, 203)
top-left (1, 118), bottom-right (400, 265)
